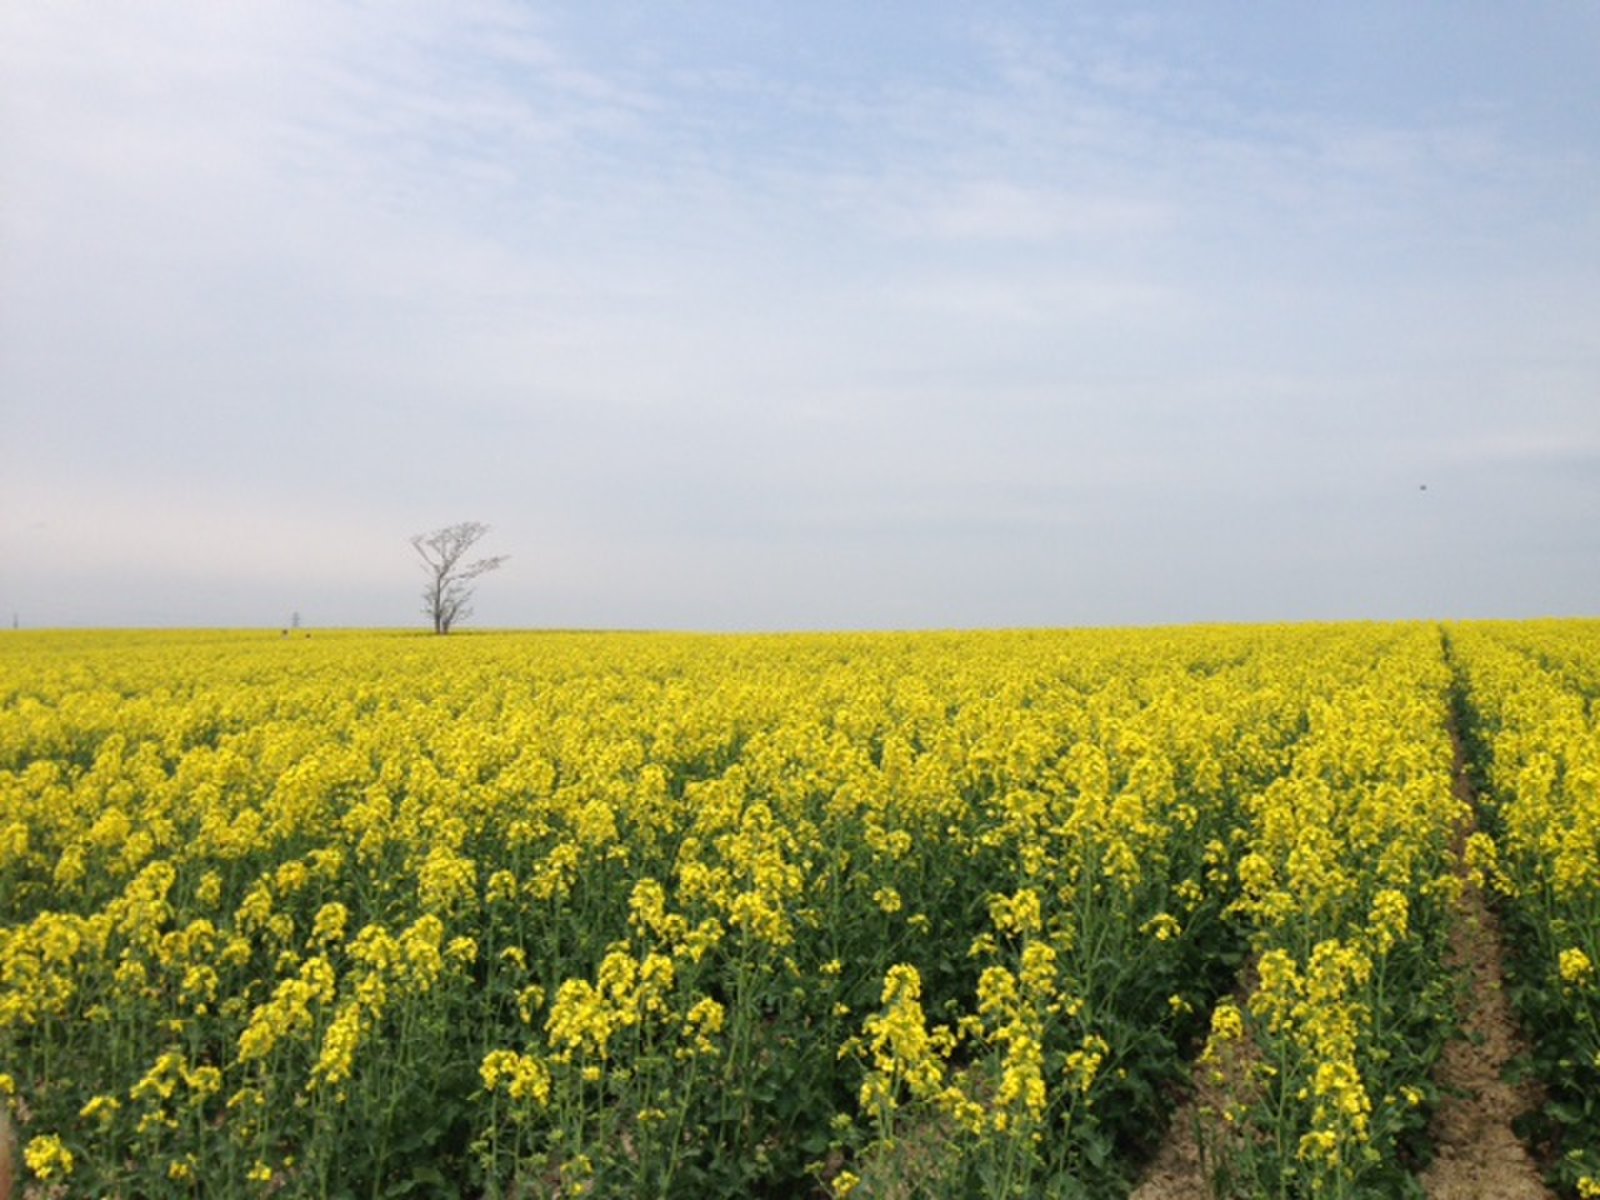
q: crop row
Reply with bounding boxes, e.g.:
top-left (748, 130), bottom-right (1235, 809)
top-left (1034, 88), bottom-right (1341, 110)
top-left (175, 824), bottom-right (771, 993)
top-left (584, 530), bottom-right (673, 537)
top-left (1447, 621), bottom-right (1600, 1198)
top-left (0, 622), bottom-right (1592, 1197)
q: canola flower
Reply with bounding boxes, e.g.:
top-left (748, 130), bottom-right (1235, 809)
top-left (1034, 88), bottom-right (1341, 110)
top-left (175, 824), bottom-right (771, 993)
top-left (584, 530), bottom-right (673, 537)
top-left (23, 1132), bottom-right (74, 1180)
top-left (1196, 623), bottom-right (1469, 1199)
top-left (1447, 620), bottom-right (1600, 1195)
top-left (1, 623), bottom-right (1589, 1198)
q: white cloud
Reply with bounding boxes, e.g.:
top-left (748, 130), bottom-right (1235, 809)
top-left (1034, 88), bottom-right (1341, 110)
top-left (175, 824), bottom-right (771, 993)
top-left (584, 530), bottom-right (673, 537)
top-left (2, 2), bottom-right (1597, 628)
top-left (849, 177), bottom-right (1175, 243)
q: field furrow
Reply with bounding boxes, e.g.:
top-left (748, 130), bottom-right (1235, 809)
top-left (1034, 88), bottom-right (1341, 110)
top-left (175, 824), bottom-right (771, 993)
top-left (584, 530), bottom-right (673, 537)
top-left (0, 622), bottom-right (1595, 1198)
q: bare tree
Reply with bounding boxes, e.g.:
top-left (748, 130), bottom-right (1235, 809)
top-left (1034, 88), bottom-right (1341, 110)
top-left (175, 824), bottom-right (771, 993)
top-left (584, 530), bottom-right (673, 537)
top-left (411, 522), bottom-right (508, 634)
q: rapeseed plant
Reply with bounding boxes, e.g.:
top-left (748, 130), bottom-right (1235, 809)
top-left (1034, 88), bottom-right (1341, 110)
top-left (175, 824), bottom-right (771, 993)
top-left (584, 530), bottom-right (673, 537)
top-left (1, 622), bottom-right (1588, 1197)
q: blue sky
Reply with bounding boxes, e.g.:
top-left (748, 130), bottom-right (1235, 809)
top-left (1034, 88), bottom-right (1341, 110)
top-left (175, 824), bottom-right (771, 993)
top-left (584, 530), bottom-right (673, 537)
top-left (2, 2), bottom-right (1597, 630)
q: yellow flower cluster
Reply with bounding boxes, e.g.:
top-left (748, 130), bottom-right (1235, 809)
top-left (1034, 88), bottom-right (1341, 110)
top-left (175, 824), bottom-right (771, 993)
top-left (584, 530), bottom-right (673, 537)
top-left (24, 1132), bottom-right (74, 1180)
top-left (1200, 624), bottom-right (1464, 1194)
top-left (1447, 620), bottom-right (1600, 1189)
top-left (858, 964), bottom-right (957, 1114)
top-left (480, 1048), bottom-right (552, 1107)
top-left (0, 622), bottom-right (1589, 1197)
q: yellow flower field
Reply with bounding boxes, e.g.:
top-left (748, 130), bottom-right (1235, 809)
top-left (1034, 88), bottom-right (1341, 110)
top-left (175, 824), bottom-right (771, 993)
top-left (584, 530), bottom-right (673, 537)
top-left (1, 622), bottom-right (1595, 1198)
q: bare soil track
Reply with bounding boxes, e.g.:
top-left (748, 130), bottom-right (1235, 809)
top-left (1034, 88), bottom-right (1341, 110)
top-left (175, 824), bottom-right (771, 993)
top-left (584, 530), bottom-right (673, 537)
top-left (1127, 1089), bottom-right (1213, 1200)
top-left (1416, 713), bottom-right (1551, 1200)
top-left (1129, 699), bottom-right (1554, 1200)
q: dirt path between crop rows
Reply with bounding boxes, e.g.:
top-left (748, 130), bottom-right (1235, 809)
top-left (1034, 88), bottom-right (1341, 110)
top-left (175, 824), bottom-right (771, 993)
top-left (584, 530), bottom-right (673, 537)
top-left (1129, 700), bottom-right (1553, 1200)
top-left (1415, 711), bottom-right (1551, 1200)
top-left (1124, 1045), bottom-right (1222, 1200)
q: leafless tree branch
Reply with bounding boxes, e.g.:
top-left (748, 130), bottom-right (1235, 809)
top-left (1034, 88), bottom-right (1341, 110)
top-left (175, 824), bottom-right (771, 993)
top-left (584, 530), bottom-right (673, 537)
top-left (410, 521), bottom-right (507, 634)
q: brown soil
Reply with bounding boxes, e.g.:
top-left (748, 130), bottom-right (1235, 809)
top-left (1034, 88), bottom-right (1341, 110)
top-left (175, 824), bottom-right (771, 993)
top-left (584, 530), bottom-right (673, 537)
top-left (1131, 701), bottom-right (1555, 1200)
top-left (1417, 883), bottom-right (1551, 1200)
top-left (1, 1105), bottom-right (12, 1200)
top-left (1129, 962), bottom-right (1260, 1200)
top-left (1126, 1091), bottom-right (1215, 1200)
top-left (1418, 716), bottom-right (1553, 1200)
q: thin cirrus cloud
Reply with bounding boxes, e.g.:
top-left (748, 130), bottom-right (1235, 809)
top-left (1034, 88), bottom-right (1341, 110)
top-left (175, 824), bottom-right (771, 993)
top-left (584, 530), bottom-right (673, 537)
top-left (1, 1), bottom-right (1596, 630)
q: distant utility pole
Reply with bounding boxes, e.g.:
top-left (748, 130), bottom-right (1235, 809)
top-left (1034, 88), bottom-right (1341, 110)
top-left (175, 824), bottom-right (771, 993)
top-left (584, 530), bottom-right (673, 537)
top-left (291, 611), bottom-right (302, 631)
